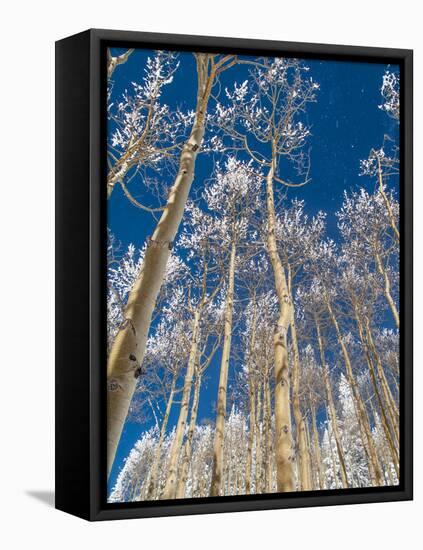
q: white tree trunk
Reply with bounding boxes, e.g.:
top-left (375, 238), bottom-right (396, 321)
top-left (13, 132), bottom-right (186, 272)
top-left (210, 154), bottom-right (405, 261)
top-left (315, 318), bottom-right (349, 488)
top-left (265, 162), bottom-right (295, 492)
top-left (326, 299), bottom-right (384, 486)
top-left (356, 315), bottom-right (399, 476)
top-left (374, 249), bottom-right (400, 329)
top-left (289, 293), bottom-right (312, 491)
top-left (107, 57), bottom-right (216, 477)
top-left (161, 309), bottom-right (201, 499)
top-left (377, 157), bottom-right (400, 242)
top-left (210, 242), bottom-right (236, 496)
top-left (245, 300), bottom-right (257, 495)
top-left (311, 402), bottom-right (324, 490)
top-left (176, 373), bottom-right (202, 498)
top-left (146, 374), bottom-right (176, 500)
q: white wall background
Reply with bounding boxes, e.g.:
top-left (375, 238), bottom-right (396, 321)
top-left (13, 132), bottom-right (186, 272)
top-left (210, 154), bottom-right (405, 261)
top-left (0, 1), bottom-right (419, 547)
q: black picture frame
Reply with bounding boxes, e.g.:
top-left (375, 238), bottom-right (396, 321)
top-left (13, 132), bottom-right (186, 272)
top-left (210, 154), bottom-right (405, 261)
top-left (55, 28), bottom-right (413, 521)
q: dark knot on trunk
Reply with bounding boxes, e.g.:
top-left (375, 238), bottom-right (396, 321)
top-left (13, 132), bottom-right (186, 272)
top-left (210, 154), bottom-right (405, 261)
top-left (147, 236), bottom-right (174, 250)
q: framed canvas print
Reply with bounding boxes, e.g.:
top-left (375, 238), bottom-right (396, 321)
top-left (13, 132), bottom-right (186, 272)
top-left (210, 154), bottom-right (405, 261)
top-left (55, 29), bottom-right (413, 521)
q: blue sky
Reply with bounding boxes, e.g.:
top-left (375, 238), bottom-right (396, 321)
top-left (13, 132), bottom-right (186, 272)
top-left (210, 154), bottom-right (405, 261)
top-left (107, 47), bottom-right (399, 492)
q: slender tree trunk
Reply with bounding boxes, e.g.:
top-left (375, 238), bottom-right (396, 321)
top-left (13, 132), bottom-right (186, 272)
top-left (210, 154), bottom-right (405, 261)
top-left (291, 323), bottom-right (312, 490)
top-left (224, 429), bottom-right (230, 495)
top-left (368, 397), bottom-right (393, 486)
top-left (235, 420), bottom-right (245, 495)
top-left (355, 314), bottom-right (399, 477)
top-left (262, 376), bottom-right (270, 492)
top-left (140, 470), bottom-right (152, 502)
top-left (315, 318), bottom-right (349, 488)
top-left (289, 270), bottom-right (312, 490)
top-left (106, 56), bottom-right (217, 477)
top-left (364, 317), bottom-right (400, 444)
top-left (245, 302), bottom-right (257, 495)
top-left (210, 242), bottom-right (237, 496)
top-left (176, 373), bottom-right (202, 498)
top-left (130, 467), bottom-right (143, 502)
top-left (305, 419), bottom-right (315, 489)
top-left (265, 376), bottom-right (274, 493)
top-left (245, 379), bottom-right (256, 494)
top-left (265, 160), bottom-right (295, 492)
top-left (327, 421), bottom-right (340, 489)
top-left (384, 446), bottom-right (396, 485)
top-left (161, 310), bottom-right (201, 499)
top-left (326, 299), bottom-right (384, 486)
top-left (146, 373), bottom-right (177, 499)
top-left (374, 249), bottom-right (399, 329)
top-left (255, 380), bottom-right (263, 494)
top-left (311, 401), bottom-right (324, 490)
top-left (377, 156), bottom-right (400, 242)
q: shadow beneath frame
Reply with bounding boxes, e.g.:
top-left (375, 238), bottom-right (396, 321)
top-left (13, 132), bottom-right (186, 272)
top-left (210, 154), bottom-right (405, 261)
top-left (26, 490), bottom-right (55, 508)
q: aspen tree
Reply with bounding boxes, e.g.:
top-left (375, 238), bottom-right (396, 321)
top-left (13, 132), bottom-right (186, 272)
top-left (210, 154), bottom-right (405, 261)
top-left (146, 373), bottom-right (177, 500)
top-left (296, 276), bottom-right (351, 489)
top-left (337, 248), bottom-right (399, 432)
top-left (239, 258), bottom-right (276, 495)
top-left (325, 297), bottom-right (383, 486)
top-left (266, 160), bottom-right (295, 491)
top-left (362, 70), bottom-right (400, 241)
top-left (374, 150), bottom-right (400, 243)
top-left (316, 320), bottom-right (349, 488)
top-left (107, 54), bottom-right (236, 476)
top-left (176, 337), bottom-right (220, 498)
top-left (176, 371), bottom-right (202, 498)
top-left (326, 424), bottom-right (341, 488)
top-left (276, 201), bottom-right (326, 490)
top-left (299, 344), bottom-right (327, 490)
top-left (310, 400), bottom-right (324, 489)
top-left (374, 249), bottom-right (399, 329)
top-left (377, 70), bottom-right (400, 241)
top-left (210, 242), bottom-right (236, 496)
top-left (213, 58), bottom-right (318, 491)
top-left (161, 249), bottom-right (221, 498)
top-left (264, 371), bottom-right (274, 492)
top-left (207, 160), bottom-right (261, 497)
top-left (107, 52), bottom-right (181, 200)
top-left (364, 319), bottom-right (399, 446)
top-left (245, 300), bottom-right (257, 494)
top-left (290, 310), bottom-right (312, 490)
top-left (337, 188), bottom-right (399, 329)
top-left (161, 308), bottom-right (201, 499)
top-left (336, 260), bottom-right (399, 474)
top-left (357, 318), bottom-right (399, 476)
